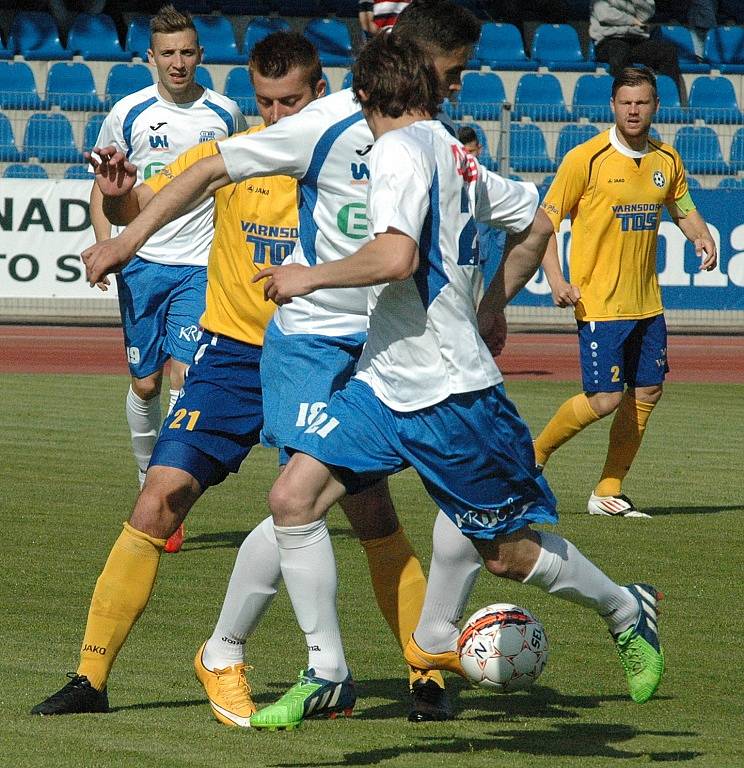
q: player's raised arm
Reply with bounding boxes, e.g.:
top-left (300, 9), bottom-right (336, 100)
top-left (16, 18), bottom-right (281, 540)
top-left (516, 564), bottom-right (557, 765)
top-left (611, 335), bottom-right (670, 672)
top-left (81, 152), bottom-right (230, 286)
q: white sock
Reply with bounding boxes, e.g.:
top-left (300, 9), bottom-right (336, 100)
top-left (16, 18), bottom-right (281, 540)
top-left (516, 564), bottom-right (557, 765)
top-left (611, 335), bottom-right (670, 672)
top-left (167, 387), bottom-right (181, 417)
top-left (202, 517), bottom-right (281, 670)
top-left (126, 385), bottom-right (161, 475)
top-left (274, 519), bottom-right (348, 682)
top-left (413, 510), bottom-right (483, 653)
top-left (524, 531), bottom-right (638, 635)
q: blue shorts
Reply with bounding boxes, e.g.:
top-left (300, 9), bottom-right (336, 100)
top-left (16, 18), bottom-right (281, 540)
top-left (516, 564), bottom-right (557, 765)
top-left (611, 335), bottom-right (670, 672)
top-left (287, 378), bottom-right (558, 541)
top-left (150, 330), bottom-right (263, 489)
top-left (116, 256), bottom-right (207, 379)
top-left (578, 315), bottom-right (669, 393)
top-left (260, 319), bottom-right (367, 464)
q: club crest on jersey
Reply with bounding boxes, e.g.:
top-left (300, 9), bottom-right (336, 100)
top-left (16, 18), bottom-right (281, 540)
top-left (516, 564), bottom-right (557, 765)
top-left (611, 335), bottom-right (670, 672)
top-left (199, 129), bottom-right (216, 143)
top-left (652, 170), bottom-right (665, 188)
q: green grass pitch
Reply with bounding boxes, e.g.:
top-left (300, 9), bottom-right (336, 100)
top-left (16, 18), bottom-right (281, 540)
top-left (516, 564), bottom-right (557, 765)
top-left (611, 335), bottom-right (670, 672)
top-left (2, 373), bottom-right (743, 767)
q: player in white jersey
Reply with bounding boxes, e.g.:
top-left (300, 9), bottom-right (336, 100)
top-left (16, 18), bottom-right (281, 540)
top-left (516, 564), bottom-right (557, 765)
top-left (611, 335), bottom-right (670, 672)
top-left (251, 32), bottom-right (666, 727)
top-left (90, 5), bottom-right (244, 554)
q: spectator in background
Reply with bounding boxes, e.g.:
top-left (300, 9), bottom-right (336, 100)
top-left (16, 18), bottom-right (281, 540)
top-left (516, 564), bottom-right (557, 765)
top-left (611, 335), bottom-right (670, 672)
top-left (590, 0), bottom-right (686, 103)
top-left (688, 0), bottom-right (718, 62)
top-left (357, 0), bottom-right (412, 36)
top-left (458, 125), bottom-right (506, 290)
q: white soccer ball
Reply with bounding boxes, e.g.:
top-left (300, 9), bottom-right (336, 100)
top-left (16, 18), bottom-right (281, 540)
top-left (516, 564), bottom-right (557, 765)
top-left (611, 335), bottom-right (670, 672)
top-left (457, 603), bottom-right (549, 692)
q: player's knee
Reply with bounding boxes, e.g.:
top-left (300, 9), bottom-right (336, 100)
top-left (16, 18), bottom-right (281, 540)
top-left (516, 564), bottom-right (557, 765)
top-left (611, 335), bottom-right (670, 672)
top-left (268, 475), bottom-right (313, 526)
top-left (130, 473), bottom-right (196, 536)
top-left (587, 391), bottom-right (622, 417)
top-left (132, 375), bottom-right (162, 401)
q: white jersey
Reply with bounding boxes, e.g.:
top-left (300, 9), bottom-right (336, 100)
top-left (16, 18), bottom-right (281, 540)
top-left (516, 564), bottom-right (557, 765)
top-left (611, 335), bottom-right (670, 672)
top-left (219, 89), bottom-right (374, 335)
top-left (355, 120), bottom-right (539, 412)
top-left (95, 83), bottom-right (245, 266)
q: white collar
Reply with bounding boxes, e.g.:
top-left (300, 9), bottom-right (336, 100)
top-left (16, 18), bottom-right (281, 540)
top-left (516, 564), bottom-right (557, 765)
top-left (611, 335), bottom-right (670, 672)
top-left (609, 125), bottom-right (648, 158)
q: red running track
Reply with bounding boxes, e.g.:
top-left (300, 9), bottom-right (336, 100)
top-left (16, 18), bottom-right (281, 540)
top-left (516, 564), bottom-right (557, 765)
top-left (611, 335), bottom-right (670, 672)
top-left (0, 325), bottom-right (742, 383)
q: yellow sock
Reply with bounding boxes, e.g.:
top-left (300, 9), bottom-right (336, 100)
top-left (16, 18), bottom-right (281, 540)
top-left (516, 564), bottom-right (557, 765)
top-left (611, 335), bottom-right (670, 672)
top-left (78, 522), bottom-right (166, 690)
top-left (360, 527), bottom-right (444, 689)
top-left (534, 393), bottom-right (601, 466)
top-left (595, 394), bottom-right (655, 497)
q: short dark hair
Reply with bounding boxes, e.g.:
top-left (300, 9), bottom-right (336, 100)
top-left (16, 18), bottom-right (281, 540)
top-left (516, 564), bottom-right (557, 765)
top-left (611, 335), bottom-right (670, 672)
top-left (458, 126), bottom-right (478, 145)
top-left (249, 31), bottom-right (322, 89)
top-left (394, 0), bottom-right (481, 54)
top-left (150, 4), bottom-right (196, 42)
top-left (611, 66), bottom-right (658, 99)
top-left (352, 32), bottom-right (442, 119)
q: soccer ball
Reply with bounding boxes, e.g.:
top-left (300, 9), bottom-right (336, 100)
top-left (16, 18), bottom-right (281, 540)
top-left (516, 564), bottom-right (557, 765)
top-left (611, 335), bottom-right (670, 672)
top-left (457, 603), bottom-right (548, 692)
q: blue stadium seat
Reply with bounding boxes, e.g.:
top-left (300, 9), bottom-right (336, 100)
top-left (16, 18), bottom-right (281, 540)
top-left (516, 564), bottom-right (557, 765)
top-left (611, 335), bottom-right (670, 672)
top-left (507, 123), bottom-right (556, 173)
top-left (648, 126), bottom-right (662, 142)
top-left (572, 73), bottom-right (613, 122)
top-left (686, 175), bottom-right (702, 188)
top-left (64, 164), bottom-right (95, 179)
top-left (704, 26), bottom-right (744, 74)
top-left (0, 61), bottom-right (44, 110)
top-left (0, 113), bottom-right (23, 162)
top-left (193, 16), bottom-right (244, 64)
top-left (688, 76), bottom-right (744, 124)
top-left (717, 176), bottom-right (744, 189)
top-left (125, 16), bottom-right (151, 60)
top-left (531, 23), bottom-right (595, 71)
top-left (4, 162), bottom-right (48, 179)
top-left (728, 127), bottom-right (744, 171)
top-left (66, 13), bottom-right (131, 61)
top-left (223, 67), bottom-right (258, 115)
top-left (242, 16), bottom-right (292, 57)
top-left (456, 72), bottom-right (505, 120)
top-left (655, 25), bottom-right (710, 73)
top-left (9, 11), bottom-right (71, 61)
top-left (105, 63), bottom-right (154, 107)
top-left (673, 126), bottom-right (731, 174)
top-left (304, 19), bottom-right (353, 67)
top-left (554, 123), bottom-right (599, 164)
top-left (341, 70), bottom-right (353, 90)
top-left (512, 73), bottom-right (571, 121)
top-left (83, 113), bottom-right (106, 151)
top-left (655, 74), bottom-right (688, 123)
top-left (473, 23), bottom-right (537, 71)
top-left (45, 62), bottom-right (103, 112)
top-left (24, 113), bottom-right (82, 164)
top-left (195, 65), bottom-right (213, 90)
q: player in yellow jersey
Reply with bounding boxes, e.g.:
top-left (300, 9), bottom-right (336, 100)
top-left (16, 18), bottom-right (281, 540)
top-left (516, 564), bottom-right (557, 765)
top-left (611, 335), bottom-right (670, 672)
top-left (33, 31), bottom-right (446, 724)
top-left (535, 66), bottom-right (717, 518)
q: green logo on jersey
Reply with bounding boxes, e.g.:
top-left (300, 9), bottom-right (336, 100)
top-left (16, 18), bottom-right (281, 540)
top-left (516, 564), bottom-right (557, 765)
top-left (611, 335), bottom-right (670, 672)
top-left (337, 202), bottom-right (368, 240)
top-left (144, 161), bottom-right (165, 180)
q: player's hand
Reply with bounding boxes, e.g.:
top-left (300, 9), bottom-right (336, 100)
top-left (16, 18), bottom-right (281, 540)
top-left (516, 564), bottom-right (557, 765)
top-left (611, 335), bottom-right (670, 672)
top-left (478, 307), bottom-right (507, 358)
top-left (95, 278), bottom-right (111, 292)
top-left (86, 145), bottom-right (137, 198)
top-left (551, 278), bottom-right (581, 308)
top-left (81, 237), bottom-right (132, 286)
top-left (695, 232), bottom-right (718, 271)
top-left (253, 264), bottom-right (314, 305)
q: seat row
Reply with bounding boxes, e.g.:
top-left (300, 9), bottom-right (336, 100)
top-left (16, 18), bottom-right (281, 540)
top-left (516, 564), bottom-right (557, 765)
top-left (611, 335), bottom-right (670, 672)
top-left (449, 71), bottom-right (744, 125)
top-left (2, 105), bottom-right (740, 176)
top-left (0, 12), bottom-right (354, 67)
top-left (469, 22), bottom-right (744, 75)
top-left (463, 120), bottom-right (744, 176)
top-left (5, 61), bottom-right (744, 129)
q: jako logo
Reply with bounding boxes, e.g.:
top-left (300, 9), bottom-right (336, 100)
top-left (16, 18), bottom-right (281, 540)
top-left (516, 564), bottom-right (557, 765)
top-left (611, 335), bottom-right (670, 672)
top-left (82, 644), bottom-right (106, 655)
top-left (149, 135), bottom-right (169, 149)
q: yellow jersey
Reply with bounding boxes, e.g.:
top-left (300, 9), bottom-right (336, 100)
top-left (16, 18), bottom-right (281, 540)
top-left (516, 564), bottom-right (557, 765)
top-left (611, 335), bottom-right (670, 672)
top-left (144, 125), bottom-right (298, 345)
top-left (541, 127), bottom-right (688, 321)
